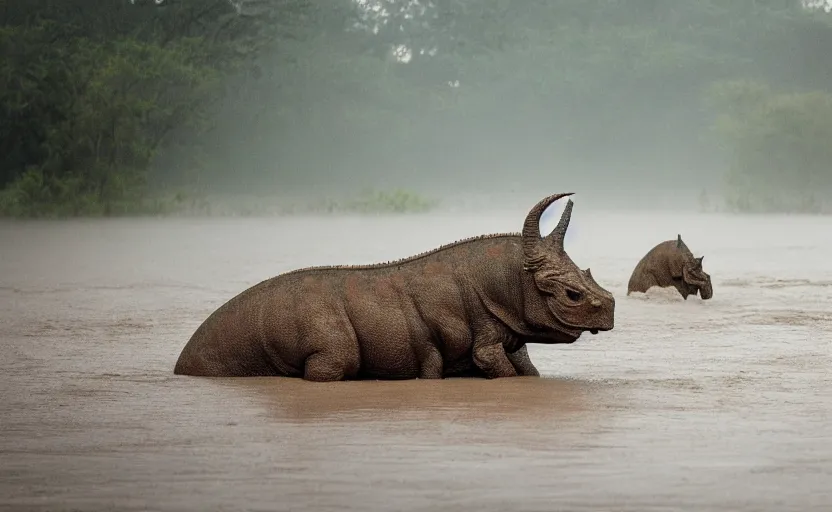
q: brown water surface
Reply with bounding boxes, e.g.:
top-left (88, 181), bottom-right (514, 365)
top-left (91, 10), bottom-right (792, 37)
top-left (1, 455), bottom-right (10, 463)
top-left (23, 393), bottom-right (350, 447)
top-left (1, 209), bottom-right (831, 511)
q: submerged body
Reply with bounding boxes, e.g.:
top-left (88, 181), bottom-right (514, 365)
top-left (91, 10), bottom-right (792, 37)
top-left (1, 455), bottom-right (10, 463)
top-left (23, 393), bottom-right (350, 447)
top-left (174, 193), bottom-right (615, 381)
top-left (627, 235), bottom-right (713, 300)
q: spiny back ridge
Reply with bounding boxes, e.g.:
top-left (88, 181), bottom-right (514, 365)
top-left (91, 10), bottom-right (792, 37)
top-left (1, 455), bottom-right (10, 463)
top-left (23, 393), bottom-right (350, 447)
top-left (277, 232), bottom-right (520, 278)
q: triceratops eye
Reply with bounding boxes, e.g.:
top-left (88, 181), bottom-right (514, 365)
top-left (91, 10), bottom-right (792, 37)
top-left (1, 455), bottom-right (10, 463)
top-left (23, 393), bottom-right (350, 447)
top-left (566, 289), bottom-right (582, 302)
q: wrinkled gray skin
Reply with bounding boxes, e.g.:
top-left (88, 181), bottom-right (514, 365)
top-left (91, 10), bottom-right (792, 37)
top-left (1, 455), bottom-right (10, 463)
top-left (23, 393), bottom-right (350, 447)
top-left (174, 193), bottom-right (616, 381)
top-left (627, 235), bottom-right (713, 300)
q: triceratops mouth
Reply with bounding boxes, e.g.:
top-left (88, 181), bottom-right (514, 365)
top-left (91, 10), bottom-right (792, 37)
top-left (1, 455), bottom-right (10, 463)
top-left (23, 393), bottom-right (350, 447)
top-left (546, 299), bottom-right (612, 336)
top-left (537, 323), bottom-right (581, 343)
top-left (555, 317), bottom-right (610, 337)
top-left (552, 323), bottom-right (588, 342)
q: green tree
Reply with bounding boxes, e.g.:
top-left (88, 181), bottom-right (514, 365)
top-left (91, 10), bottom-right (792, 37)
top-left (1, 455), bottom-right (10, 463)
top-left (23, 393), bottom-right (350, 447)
top-left (4, 0), bottom-right (832, 216)
top-left (709, 80), bottom-right (832, 213)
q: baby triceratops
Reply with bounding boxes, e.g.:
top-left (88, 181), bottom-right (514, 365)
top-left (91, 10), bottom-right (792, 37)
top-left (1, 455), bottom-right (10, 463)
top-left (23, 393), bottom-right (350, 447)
top-left (627, 235), bottom-right (713, 300)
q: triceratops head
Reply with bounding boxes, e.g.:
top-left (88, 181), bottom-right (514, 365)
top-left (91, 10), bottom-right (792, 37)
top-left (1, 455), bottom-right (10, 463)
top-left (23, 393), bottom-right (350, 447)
top-left (676, 235), bottom-right (713, 300)
top-left (520, 193), bottom-right (615, 342)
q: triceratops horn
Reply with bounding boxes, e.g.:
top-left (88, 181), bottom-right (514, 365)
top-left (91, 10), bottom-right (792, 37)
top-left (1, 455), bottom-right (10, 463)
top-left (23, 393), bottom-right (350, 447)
top-left (676, 234), bottom-right (690, 253)
top-left (584, 268), bottom-right (596, 283)
top-left (522, 193), bottom-right (574, 266)
top-left (549, 198), bottom-right (574, 252)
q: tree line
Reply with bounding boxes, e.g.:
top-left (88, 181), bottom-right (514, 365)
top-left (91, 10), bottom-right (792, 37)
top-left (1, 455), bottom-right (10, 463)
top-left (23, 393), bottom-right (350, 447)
top-left (2, 0), bottom-right (832, 216)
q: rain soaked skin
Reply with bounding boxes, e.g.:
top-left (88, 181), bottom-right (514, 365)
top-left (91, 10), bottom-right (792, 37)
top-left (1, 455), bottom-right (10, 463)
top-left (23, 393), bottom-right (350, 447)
top-left (174, 193), bottom-right (616, 381)
top-left (627, 235), bottom-right (713, 300)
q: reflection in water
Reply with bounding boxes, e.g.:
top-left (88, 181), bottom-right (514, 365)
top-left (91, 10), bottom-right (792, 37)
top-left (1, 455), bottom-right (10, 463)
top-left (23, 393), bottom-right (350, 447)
top-left (217, 376), bottom-right (599, 422)
top-left (1, 210), bottom-right (831, 511)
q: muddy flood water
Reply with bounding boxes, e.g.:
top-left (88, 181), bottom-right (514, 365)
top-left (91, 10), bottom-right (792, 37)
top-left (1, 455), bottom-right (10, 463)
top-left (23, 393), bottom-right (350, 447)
top-left (1, 206), bottom-right (831, 511)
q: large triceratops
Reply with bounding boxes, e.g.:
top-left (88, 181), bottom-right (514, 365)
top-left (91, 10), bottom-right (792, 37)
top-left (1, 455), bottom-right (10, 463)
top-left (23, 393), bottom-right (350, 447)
top-left (174, 193), bottom-right (615, 381)
top-left (626, 234), bottom-right (713, 300)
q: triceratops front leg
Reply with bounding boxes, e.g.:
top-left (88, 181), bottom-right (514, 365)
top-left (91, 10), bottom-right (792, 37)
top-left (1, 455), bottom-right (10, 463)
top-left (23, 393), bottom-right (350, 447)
top-left (506, 344), bottom-right (540, 377)
top-left (472, 324), bottom-right (518, 379)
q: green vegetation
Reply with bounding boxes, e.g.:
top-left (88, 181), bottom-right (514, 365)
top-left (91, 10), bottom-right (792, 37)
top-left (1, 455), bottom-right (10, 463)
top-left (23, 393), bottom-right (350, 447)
top-left (0, 180), bottom-right (438, 217)
top-left (2, 1), bottom-right (832, 217)
top-left (708, 80), bottom-right (832, 213)
top-left (339, 189), bottom-right (438, 214)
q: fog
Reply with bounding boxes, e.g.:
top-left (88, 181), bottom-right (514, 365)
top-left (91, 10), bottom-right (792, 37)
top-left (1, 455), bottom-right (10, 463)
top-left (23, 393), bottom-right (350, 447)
top-left (143, 0), bottom-right (832, 213)
top-left (2, 1), bottom-right (832, 511)
top-left (4, 1), bottom-right (831, 215)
